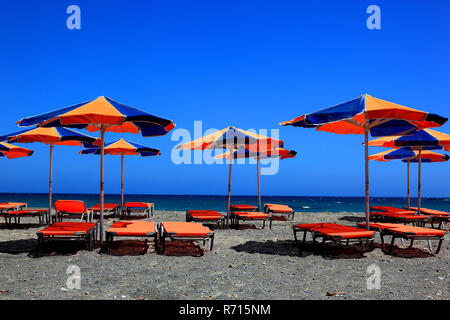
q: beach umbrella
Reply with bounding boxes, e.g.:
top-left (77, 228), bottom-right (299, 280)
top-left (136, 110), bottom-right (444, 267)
top-left (280, 94), bottom-right (447, 229)
top-left (176, 126), bottom-right (284, 224)
top-left (0, 142), bottom-right (34, 159)
top-left (80, 138), bottom-right (161, 209)
top-left (0, 127), bottom-right (101, 221)
top-left (369, 129), bottom-right (450, 213)
top-left (370, 147), bottom-right (449, 207)
top-left (216, 147), bottom-right (297, 211)
top-left (16, 96), bottom-right (175, 242)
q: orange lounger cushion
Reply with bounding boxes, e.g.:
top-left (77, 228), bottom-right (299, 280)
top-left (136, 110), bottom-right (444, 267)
top-left (0, 204), bottom-right (19, 210)
top-left (0, 202), bottom-right (27, 207)
top-left (407, 207), bottom-right (450, 216)
top-left (230, 204), bottom-right (257, 210)
top-left (90, 203), bottom-right (120, 211)
top-left (232, 212), bottom-right (269, 219)
top-left (371, 206), bottom-right (415, 214)
top-left (161, 222), bottom-right (212, 237)
top-left (295, 223), bottom-right (375, 239)
top-left (124, 202), bottom-right (153, 208)
top-left (359, 222), bottom-right (446, 237)
top-left (187, 210), bottom-right (220, 215)
top-left (264, 204), bottom-right (293, 213)
top-left (107, 221), bottom-right (156, 236)
top-left (37, 222), bottom-right (96, 236)
top-left (6, 209), bottom-right (47, 216)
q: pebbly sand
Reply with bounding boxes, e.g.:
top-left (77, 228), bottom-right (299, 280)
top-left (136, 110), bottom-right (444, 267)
top-left (0, 210), bottom-right (448, 300)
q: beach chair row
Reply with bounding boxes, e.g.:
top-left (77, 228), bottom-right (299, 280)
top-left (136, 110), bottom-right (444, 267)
top-left (293, 222), bottom-right (447, 256)
top-left (36, 220), bottom-right (215, 257)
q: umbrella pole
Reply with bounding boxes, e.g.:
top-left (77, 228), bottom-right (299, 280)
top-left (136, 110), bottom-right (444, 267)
top-left (227, 157), bottom-right (233, 226)
top-left (121, 154), bottom-right (124, 209)
top-left (364, 126), bottom-right (370, 230)
top-left (256, 156), bottom-right (261, 212)
top-left (418, 148), bottom-right (422, 214)
top-left (99, 128), bottom-right (105, 243)
top-left (48, 144), bottom-right (54, 224)
top-left (407, 159), bottom-right (410, 208)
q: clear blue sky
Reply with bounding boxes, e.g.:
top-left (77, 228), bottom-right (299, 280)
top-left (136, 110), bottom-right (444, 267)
top-left (0, 0), bottom-right (449, 197)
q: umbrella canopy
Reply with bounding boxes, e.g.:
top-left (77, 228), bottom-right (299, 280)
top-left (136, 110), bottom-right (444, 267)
top-left (280, 94), bottom-right (448, 229)
top-left (176, 126), bottom-right (284, 224)
top-left (368, 129), bottom-right (450, 149)
top-left (370, 148), bottom-right (449, 207)
top-left (216, 147), bottom-right (297, 211)
top-left (0, 127), bottom-right (101, 221)
top-left (0, 142), bottom-right (34, 159)
top-left (80, 138), bottom-right (161, 208)
top-left (17, 96), bottom-right (175, 242)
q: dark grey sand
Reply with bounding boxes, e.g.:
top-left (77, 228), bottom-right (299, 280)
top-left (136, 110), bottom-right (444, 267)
top-left (0, 210), bottom-right (448, 300)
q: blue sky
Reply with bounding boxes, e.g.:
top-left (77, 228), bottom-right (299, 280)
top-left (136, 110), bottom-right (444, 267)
top-left (0, 0), bottom-right (449, 197)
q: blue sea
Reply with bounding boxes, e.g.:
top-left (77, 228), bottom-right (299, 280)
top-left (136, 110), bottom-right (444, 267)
top-left (1, 193), bottom-right (450, 213)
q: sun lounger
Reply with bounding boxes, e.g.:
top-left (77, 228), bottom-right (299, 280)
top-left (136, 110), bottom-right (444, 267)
top-left (0, 202), bottom-right (27, 213)
top-left (105, 220), bottom-right (157, 252)
top-left (159, 222), bottom-right (214, 253)
top-left (36, 222), bottom-right (97, 256)
top-left (359, 222), bottom-right (447, 254)
top-left (123, 202), bottom-right (154, 218)
top-left (230, 204), bottom-right (257, 212)
top-left (293, 223), bottom-right (376, 256)
top-left (89, 203), bottom-right (120, 218)
top-left (264, 203), bottom-right (295, 220)
top-left (4, 209), bottom-right (49, 225)
top-left (230, 211), bottom-right (271, 229)
top-left (186, 210), bottom-right (224, 228)
top-left (404, 207), bottom-right (449, 229)
top-left (369, 211), bottom-right (431, 226)
top-left (371, 206), bottom-right (416, 215)
top-left (54, 200), bottom-right (93, 222)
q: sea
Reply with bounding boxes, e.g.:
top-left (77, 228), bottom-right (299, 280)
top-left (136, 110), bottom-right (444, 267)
top-left (1, 193), bottom-right (450, 213)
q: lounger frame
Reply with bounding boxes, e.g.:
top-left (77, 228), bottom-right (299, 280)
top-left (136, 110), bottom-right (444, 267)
top-left (158, 223), bottom-right (214, 254)
top-left (36, 223), bottom-right (98, 257)
top-left (4, 209), bottom-right (49, 226)
top-left (293, 225), bottom-right (374, 256)
top-left (185, 210), bottom-right (225, 228)
top-left (123, 203), bottom-right (154, 219)
top-left (105, 222), bottom-right (158, 253)
top-left (264, 204), bottom-right (295, 220)
top-left (231, 212), bottom-right (271, 229)
top-left (364, 224), bottom-right (446, 255)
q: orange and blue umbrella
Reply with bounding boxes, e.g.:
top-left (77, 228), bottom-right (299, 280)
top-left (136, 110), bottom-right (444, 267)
top-left (0, 142), bottom-right (34, 159)
top-left (216, 147), bottom-right (297, 211)
top-left (370, 148), bottom-right (449, 209)
top-left (280, 94), bottom-right (448, 229)
top-left (369, 129), bottom-right (450, 213)
top-left (176, 126), bottom-right (284, 224)
top-left (80, 139), bottom-right (161, 208)
top-left (0, 126), bottom-right (101, 221)
top-left (17, 96), bottom-right (175, 242)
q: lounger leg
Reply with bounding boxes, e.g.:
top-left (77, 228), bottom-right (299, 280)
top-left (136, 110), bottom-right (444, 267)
top-left (380, 234), bottom-right (387, 253)
top-left (293, 228), bottom-right (298, 243)
top-left (262, 219), bottom-right (265, 229)
top-left (435, 238), bottom-right (443, 254)
top-left (210, 234), bottom-right (214, 250)
top-left (388, 236), bottom-right (396, 254)
top-left (409, 239), bottom-right (415, 248)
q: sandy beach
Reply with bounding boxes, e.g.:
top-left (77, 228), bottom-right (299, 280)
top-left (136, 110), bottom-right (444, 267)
top-left (0, 210), bottom-right (448, 300)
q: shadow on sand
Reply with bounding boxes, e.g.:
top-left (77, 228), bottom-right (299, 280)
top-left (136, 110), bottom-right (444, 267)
top-left (231, 239), bottom-right (375, 259)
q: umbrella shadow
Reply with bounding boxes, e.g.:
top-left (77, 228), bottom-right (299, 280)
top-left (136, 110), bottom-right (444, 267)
top-left (99, 240), bottom-right (153, 256)
top-left (158, 240), bottom-right (205, 257)
top-left (0, 238), bottom-right (37, 255)
top-left (372, 242), bottom-right (435, 258)
top-left (231, 240), bottom-right (374, 259)
top-left (0, 223), bottom-right (43, 230)
top-left (338, 216), bottom-right (365, 224)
